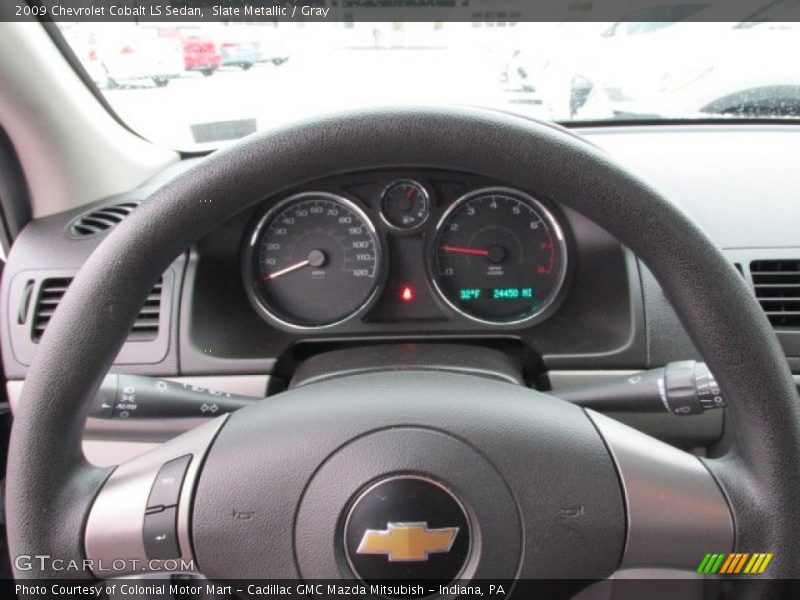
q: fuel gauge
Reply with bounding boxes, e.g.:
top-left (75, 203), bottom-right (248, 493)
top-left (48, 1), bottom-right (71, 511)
top-left (380, 179), bottom-right (430, 231)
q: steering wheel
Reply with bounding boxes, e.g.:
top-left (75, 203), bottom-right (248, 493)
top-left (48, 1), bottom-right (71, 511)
top-left (8, 108), bottom-right (800, 596)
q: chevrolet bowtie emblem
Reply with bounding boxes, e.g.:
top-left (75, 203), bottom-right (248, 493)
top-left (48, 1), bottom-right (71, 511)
top-left (356, 522), bottom-right (459, 562)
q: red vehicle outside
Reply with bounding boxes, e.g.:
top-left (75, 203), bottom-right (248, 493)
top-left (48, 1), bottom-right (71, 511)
top-left (159, 27), bottom-right (222, 76)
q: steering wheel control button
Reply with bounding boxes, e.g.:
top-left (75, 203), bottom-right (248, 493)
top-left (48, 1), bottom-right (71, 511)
top-left (85, 419), bottom-right (226, 577)
top-left (143, 506), bottom-right (181, 560)
top-left (146, 454), bottom-right (192, 511)
top-left (344, 476), bottom-right (470, 584)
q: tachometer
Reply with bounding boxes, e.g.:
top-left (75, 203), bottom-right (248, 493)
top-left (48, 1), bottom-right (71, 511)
top-left (244, 192), bottom-right (382, 329)
top-left (431, 187), bottom-right (567, 325)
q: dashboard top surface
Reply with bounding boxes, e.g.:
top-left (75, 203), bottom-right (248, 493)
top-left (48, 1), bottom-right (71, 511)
top-left (582, 124), bottom-right (800, 249)
top-left (136, 123), bottom-right (800, 249)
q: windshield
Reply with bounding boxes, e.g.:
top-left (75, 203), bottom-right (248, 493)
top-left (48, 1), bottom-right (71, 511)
top-left (57, 16), bottom-right (800, 151)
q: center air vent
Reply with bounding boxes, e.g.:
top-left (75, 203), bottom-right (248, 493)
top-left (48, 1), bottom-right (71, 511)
top-left (750, 259), bottom-right (800, 328)
top-left (31, 277), bottom-right (163, 342)
top-left (68, 201), bottom-right (140, 238)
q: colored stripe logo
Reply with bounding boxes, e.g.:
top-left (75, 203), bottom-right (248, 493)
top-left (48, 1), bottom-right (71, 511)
top-left (697, 552), bottom-right (773, 574)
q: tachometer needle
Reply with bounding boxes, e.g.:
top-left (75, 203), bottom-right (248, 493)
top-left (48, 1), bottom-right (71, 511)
top-left (265, 260), bottom-right (310, 280)
top-left (440, 245), bottom-right (490, 257)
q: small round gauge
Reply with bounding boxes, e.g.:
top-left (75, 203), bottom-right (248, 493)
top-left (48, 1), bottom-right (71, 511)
top-left (431, 187), bottom-right (568, 326)
top-left (380, 179), bottom-right (430, 231)
top-left (244, 192), bottom-right (382, 329)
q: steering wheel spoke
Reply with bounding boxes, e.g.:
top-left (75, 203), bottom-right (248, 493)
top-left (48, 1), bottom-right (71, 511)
top-left (84, 416), bottom-right (228, 578)
top-left (587, 410), bottom-right (734, 571)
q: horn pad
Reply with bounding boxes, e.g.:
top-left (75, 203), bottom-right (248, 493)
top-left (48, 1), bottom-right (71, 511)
top-left (343, 476), bottom-right (471, 584)
top-left (295, 427), bottom-right (521, 582)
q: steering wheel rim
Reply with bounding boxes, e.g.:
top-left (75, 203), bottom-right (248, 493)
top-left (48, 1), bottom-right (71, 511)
top-left (8, 107), bottom-right (800, 590)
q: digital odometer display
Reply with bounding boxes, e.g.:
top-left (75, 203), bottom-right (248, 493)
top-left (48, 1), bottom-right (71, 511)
top-left (431, 188), bottom-right (568, 325)
top-left (245, 192), bottom-right (382, 329)
top-left (459, 287), bottom-right (534, 301)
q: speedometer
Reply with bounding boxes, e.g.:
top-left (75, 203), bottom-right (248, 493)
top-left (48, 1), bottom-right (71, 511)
top-left (431, 187), bottom-right (568, 325)
top-left (244, 192), bottom-right (383, 329)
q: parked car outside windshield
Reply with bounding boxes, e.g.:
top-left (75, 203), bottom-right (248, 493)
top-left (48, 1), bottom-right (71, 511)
top-left (57, 18), bottom-right (800, 151)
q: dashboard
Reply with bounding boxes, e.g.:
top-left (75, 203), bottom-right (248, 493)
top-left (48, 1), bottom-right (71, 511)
top-left (4, 124), bottom-right (800, 455)
top-left (1, 164), bottom-right (639, 380)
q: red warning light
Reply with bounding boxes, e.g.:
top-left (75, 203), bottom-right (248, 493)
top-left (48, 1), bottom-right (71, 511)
top-left (400, 286), bottom-right (415, 302)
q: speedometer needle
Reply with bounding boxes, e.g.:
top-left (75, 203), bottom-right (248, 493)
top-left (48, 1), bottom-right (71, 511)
top-left (265, 249), bottom-right (327, 280)
top-left (440, 245), bottom-right (490, 257)
top-left (265, 260), bottom-right (309, 280)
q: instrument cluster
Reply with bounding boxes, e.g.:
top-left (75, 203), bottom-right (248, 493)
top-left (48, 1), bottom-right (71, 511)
top-left (242, 172), bottom-right (570, 332)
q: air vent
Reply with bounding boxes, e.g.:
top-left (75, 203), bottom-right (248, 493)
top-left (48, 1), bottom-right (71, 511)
top-left (129, 280), bottom-right (163, 341)
top-left (750, 259), bottom-right (800, 328)
top-left (31, 277), bottom-right (163, 342)
top-left (68, 201), bottom-right (140, 238)
top-left (31, 278), bottom-right (71, 342)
